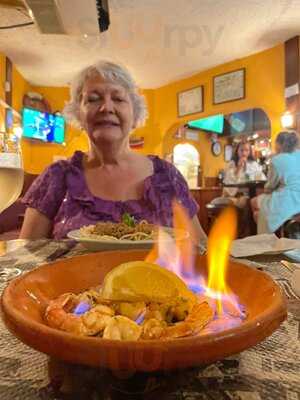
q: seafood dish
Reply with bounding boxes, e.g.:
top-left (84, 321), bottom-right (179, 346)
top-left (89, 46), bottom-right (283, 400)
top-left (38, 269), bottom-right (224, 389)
top-left (44, 261), bottom-right (214, 341)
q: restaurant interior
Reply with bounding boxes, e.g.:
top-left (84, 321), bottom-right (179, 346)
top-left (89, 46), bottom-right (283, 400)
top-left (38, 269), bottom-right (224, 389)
top-left (0, 1), bottom-right (300, 399)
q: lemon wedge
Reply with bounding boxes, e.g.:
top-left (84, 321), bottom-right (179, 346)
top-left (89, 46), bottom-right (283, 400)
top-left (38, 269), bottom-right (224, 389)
top-left (101, 261), bottom-right (195, 303)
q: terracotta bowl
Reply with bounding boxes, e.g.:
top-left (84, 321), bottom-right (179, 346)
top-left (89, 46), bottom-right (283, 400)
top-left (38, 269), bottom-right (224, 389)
top-left (1, 250), bottom-right (287, 371)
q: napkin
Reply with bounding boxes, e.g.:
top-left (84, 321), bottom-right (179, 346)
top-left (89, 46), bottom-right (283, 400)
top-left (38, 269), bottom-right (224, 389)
top-left (230, 234), bottom-right (300, 258)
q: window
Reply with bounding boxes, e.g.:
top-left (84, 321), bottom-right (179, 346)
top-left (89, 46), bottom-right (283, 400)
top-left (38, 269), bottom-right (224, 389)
top-left (173, 143), bottom-right (200, 188)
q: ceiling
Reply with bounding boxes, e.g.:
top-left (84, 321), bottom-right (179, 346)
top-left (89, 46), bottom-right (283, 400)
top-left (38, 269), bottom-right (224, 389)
top-left (0, 0), bottom-right (300, 89)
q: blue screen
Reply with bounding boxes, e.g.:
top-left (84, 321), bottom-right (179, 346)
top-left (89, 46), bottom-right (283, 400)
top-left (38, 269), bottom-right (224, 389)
top-left (22, 108), bottom-right (65, 144)
top-left (229, 110), bottom-right (253, 135)
top-left (187, 114), bottom-right (224, 134)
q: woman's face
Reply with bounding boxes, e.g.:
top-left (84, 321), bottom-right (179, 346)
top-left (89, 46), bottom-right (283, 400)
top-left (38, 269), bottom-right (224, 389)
top-left (237, 143), bottom-right (251, 160)
top-left (79, 74), bottom-right (135, 146)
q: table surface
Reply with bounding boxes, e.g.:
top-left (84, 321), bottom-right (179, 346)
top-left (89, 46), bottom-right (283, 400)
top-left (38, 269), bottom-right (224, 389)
top-left (0, 239), bottom-right (299, 400)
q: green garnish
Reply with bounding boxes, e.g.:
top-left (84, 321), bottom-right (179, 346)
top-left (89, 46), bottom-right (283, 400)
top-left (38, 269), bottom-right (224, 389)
top-left (122, 213), bottom-right (136, 227)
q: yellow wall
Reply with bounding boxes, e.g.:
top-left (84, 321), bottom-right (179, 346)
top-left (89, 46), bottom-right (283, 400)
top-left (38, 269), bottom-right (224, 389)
top-left (156, 44), bottom-right (285, 177)
top-left (6, 44), bottom-right (285, 175)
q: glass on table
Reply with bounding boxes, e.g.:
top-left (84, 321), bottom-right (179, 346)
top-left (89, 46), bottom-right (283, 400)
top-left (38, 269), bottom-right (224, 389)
top-left (0, 131), bottom-right (24, 214)
top-left (0, 241), bottom-right (23, 282)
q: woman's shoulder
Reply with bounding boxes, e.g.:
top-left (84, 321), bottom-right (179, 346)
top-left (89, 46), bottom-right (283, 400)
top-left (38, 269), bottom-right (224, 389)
top-left (43, 150), bottom-right (84, 174)
top-left (147, 154), bottom-right (176, 173)
top-left (272, 150), bottom-right (300, 165)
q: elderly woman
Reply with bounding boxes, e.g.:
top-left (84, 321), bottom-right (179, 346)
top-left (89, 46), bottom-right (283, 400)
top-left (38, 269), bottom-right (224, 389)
top-left (20, 61), bottom-right (206, 241)
top-left (251, 131), bottom-right (300, 233)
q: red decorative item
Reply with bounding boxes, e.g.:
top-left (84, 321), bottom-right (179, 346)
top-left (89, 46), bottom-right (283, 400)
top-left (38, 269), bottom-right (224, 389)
top-left (129, 137), bottom-right (144, 149)
top-left (23, 92), bottom-right (51, 113)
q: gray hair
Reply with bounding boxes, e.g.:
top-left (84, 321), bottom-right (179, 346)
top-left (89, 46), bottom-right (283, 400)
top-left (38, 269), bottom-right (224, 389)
top-left (276, 131), bottom-right (299, 153)
top-left (63, 61), bottom-right (148, 128)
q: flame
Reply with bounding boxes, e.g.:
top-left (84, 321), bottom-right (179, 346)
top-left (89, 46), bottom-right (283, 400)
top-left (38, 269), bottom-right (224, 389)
top-left (206, 207), bottom-right (237, 315)
top-left (145, 201), bottom-right (197, 285)
top-left (145, 202), bottom-right (245, 333)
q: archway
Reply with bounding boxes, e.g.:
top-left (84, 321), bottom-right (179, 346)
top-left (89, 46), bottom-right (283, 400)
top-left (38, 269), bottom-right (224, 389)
top-left (173, 143), bottom-right (200, 188)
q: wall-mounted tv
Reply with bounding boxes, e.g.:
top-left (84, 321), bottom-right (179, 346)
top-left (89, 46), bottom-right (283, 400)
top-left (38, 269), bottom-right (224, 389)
top-left (187, 114), bottom-right (224, 134)
top-left (229, 110), bottom-right (253, 136)
top-left (22, 107), bottom-right (65, 144)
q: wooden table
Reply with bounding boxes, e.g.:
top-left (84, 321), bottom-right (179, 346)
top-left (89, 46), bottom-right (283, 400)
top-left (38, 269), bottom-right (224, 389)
top-left (223, 180), bottom-right (266, 199)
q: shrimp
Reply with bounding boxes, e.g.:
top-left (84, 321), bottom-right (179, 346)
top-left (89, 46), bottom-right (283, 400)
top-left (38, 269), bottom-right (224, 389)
top-left (116, 301), bottom-right (146, 321)
top-left (45, 293), bottom-right (114, 336)
top-left (103, 316), bottom-right (142, 340)
top-left (141, 318), bottom-right (167, 340)
top-left (160, 302), bottom-right (214, 339)
top-left (77, 289), bottom-right (103, 306)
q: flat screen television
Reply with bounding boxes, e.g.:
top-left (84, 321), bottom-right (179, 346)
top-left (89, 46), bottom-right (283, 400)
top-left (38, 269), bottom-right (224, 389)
top-left (22, 107), bottom-right (65, 144)
top-left (187, 114), bottom-right (224, 134)
top-left (229, 110), bottom-right (253, 135)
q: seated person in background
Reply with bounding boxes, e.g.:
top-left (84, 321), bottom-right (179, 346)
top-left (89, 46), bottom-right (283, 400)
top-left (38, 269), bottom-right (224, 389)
top-left (251, 131), bottom-right (300, 234)
top-left (213, 141), bottom-right (265, 208)
top-left (19, 61), bottom-right (206, 242)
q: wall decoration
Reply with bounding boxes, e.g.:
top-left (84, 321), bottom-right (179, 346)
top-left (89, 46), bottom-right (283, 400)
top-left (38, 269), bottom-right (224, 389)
top-left (185, 129), bottom-right (199, 142)
top-left (224, 144), bottom-right (233, 162)
top-left (173, 125), bottom-right (186, 139)
top-left (211, 141), bottom-right (222, 156)
top-left (177, 86), bottom-right (203, 117)
top-left (213, 69), bottom-right (245, 104)
top-left (23, 92), bottom-right (51, 113)
top-left (129, 136), bottom-right (144, 149)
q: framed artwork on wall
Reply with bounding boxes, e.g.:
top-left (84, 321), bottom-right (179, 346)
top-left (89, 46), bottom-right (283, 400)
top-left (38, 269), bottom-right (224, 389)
top-left (224, 144), bottom-right (233, 162)
top-left (211, 141), bottom-right (222, 156)
top-left (213, 68), bottom-right (245, 105)
top-left (177, 86), bottom-right (203, 117)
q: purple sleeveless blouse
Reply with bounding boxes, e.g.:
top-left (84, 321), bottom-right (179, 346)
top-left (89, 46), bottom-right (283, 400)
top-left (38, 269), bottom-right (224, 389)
top-left (22, 151), bottom-right (198, 239)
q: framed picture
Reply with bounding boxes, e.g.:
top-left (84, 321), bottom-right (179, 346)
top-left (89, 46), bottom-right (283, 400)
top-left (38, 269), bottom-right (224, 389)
top-left (224, 144), bottom-right (233, 162)
top-left (211, 141), bottom-right (222, 157)
top-left (177, 86), bottom-right (203, 117)
top-left (213, 68), bottom-right (245, 105)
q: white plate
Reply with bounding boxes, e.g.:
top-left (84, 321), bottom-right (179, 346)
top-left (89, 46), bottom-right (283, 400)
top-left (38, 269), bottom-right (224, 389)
top-left (67, 227), bottom-right (189, 252)
top-left (283, 249), bottom-right (300, 263)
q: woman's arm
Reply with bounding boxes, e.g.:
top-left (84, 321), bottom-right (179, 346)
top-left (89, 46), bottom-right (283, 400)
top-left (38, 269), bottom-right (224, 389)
top-left (19, 208), bottom-right (53, 239)
top-left (264, 163), bottom-right (280, 193)
top-left (20, 161), bottom-right (67, 239)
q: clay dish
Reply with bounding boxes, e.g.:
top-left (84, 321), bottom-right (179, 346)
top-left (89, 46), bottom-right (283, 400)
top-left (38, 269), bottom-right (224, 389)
top-left (1, 250), bottom-right (287, 371)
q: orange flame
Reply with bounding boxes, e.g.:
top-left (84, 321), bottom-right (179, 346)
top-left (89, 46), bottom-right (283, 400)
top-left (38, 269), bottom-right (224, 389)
top-left (145, 202), bottom-right (242, 324)
top-left (145, 201), bottom-right (195, 278)
top-left (206, 207), bottom-right (237, 315)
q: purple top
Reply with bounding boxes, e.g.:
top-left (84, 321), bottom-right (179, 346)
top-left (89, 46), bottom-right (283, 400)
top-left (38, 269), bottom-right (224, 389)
top-left (22, 151), bottom-right (199, 239)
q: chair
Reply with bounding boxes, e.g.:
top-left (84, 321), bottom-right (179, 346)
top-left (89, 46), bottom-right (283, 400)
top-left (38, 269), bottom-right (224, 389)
top-left (278, 214), bottom-right (300, 239)
top-left (206, 203), bottom-right (228, 233)
top-left (206, 201), bottom-right (254, 238)
top-left (0, 172), bottom-right (38, 240)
